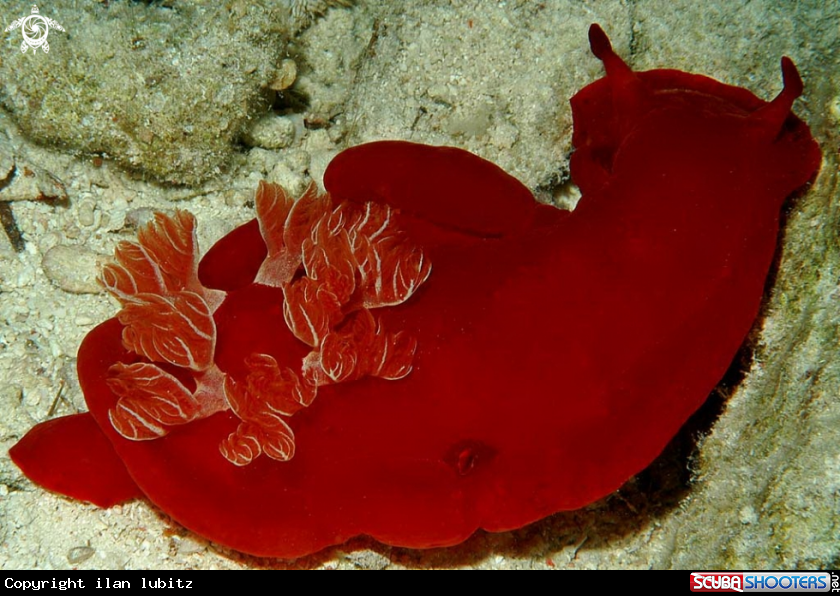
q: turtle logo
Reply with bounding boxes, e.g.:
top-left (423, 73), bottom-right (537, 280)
top-left (5, 5), bottom-right (66, 54)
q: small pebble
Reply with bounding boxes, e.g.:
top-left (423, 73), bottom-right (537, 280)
top-left (125, 208), bottom-right (157, 230)
top-left (42, 245), bottom-right (110, 294)
top-left (67, 545), bottom-right (95, 565)
top-left (242, 115), bottom-right (296, 150)
top-left (78, 200), bottom-right (96, 227)
top-left (64, 224), bottom-right (81, 240)
top-left (345, 549), bottom-right (390, 570)
top-left (269, 58), bottom-right (298, 91)
top-left (173, 536), bottom-right (206, 556)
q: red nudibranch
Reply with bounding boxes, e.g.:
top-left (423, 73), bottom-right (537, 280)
top-left (10, 25), bottom-right (820, 558)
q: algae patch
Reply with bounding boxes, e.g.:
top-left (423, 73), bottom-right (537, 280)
top-left (0, 0), bottom-right (295, 185)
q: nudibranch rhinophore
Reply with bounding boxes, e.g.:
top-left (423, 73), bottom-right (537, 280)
top-left (11, 25), bottom-right (820, 558)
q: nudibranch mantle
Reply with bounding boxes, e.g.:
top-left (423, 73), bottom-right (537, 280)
top-left (9, 25), bottom-right (820, 559)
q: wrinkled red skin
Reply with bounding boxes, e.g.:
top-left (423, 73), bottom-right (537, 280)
top-left (10, 26), bottom-right (820, 558)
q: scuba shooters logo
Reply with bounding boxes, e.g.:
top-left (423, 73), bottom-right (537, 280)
top-left (690, 572), bottom-right (837, 592)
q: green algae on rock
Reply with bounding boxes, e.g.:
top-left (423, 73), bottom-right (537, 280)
top-left (0, 0), bottom-right (304, 185)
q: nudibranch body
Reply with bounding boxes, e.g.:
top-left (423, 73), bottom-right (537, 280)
top-left (10, 25), bottom-right (820, 558)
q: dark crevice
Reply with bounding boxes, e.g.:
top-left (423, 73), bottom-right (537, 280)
top-left (0, 201), bottom-right (25, 253)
